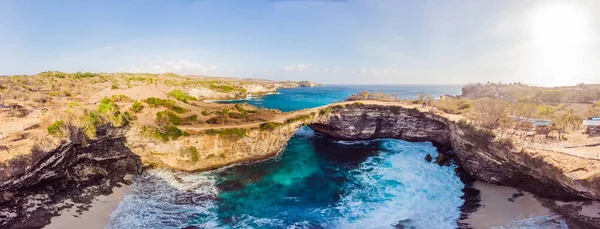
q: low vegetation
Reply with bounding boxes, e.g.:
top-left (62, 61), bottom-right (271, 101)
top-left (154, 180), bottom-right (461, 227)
top-left (168, 89), bottom-right (197, 103)
top-left (47, 120), bottom-right (65, 137)
top-left (97, 97), bottom-right (127, 127)
top-left (205, 128), bottom-right (247, 140)
top-left (143, 97), bottom-right (187, 113)
top-left (260, 122), bottom-right (283, 131)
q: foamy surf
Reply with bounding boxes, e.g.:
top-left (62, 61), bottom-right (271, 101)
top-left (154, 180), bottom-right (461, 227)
top-left (333, 140), bottom-right (464, 229)
top-left (106, 128), bottom-right (466, 229)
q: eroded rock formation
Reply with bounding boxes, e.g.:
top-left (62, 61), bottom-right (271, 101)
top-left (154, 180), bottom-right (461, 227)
top-left (0, 128), bottom-right (141, 228)
top-left (310, 103), bottom-right (600, 201)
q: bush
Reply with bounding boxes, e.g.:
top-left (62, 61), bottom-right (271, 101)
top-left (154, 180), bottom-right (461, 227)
top-left (184, 147), bottom-right (199, 162)
top-left (185, 114), bottom-right (198, 122)
top-left (111, 84), bottom-right (119, 90)
top-left (97, 97), bottom-right (127, 127)
top-left (142, 125), bottom-right (188, 142)
top-left (205, 115), bottom-right (228, 124)
top-left (47, 120), bottom-right (64, 137)
top-left (168, 89), bottom-right (196, 103)
top-left (260, 122), bottom-right (282, 131)
top-left (123, 111), bottom-right (136, 121)
top-left (319, 107), bottom-right (332, 115)
top-left (201, 110), bottom-right (210, 116)
top-left (130, 101), bottom-right (143, 113)
top-left (110, 94), bottom-right (132, 102)
top-left (205, 128), bottom-right (247, 139)
top-left (228, 112), bottom-right (246, 119)
top-left (80, 112), bottom-right (100, 139)
top-left (285, 114), bottom-right (312, 124)
top-left (156, 110), bottom-right (183, 126)
top-left (143, 97), bottom-right (187, 113)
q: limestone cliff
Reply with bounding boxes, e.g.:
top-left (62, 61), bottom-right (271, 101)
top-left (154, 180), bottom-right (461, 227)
top-left (126, 122), bottom-right (308, 172)
top-left (2, 102), bottom-right (600, 228)
top-left (0, 127), bottom-right (141, 228)
top-left (309, 103), bottom-right (600, 201)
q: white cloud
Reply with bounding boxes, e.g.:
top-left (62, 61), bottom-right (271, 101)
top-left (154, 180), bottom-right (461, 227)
top-left (128, 60), bottom-right (220, 75)
top-left (163, 60), bottom-right (219, 74)
top-left (282, 64), bottom-right (310, 72)
top-left (323, 66), bottom-right (343, 72)
top-left (103, 46), bottom-right (112, 50)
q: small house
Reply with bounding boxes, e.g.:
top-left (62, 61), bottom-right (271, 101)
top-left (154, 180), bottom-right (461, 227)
top-left (583, 117), bottom-right (600, 134)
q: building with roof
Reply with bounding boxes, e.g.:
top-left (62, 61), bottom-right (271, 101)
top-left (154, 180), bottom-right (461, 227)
top-left (583, 117), bottom-right (600, 134)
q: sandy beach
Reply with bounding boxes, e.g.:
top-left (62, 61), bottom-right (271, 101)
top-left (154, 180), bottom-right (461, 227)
top-left (43, 184), bottom-right (130, 229)
top-left (460, 181), bottom-right (564, 228)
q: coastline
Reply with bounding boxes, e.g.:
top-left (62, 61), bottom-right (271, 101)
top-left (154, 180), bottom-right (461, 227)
top-left (43, 182), bottom-right (131, 229)
top-left (460, 181), bottom-right (567, 228)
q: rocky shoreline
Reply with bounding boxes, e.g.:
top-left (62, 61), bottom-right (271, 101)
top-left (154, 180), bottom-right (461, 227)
top-left (0, 128), bottom-right (141, 228)
top-left (2, 102), bottom-right (600, 228)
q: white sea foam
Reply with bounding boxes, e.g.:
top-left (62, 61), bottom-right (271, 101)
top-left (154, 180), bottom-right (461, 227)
top-left (105, 169), bottom-right (221, 229)
top-left (333, 139), bottom-right (464, 229)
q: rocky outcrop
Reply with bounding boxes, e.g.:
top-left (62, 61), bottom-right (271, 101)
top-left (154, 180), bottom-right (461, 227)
top-left (309, 103), bottom-right (600, 201)
top-left (0, 128), bottom-right (141, 228)
top-left (126, 122), bottom-right (306, 172)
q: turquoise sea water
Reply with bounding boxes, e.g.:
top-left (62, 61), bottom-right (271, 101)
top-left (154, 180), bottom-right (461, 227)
top-left (217, 84), bottom-right (463, 112)
top-left (106, 85), bottom-right (467, 228)
top-left (107, 128), bottom-right (465, 229)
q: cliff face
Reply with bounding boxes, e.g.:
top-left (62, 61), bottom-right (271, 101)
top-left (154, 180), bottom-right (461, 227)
top-left (2, 102), bottom-right (600, 228)
top-left (125, 122), bottom-right (306, 172)
top-left (310, 104), bottom-right (600, 201)
top-left (0, 128), bottom-right (141, 228)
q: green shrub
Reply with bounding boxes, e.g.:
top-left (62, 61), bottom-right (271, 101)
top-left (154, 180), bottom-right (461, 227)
top-left (184, 114), bottom-right (198, 122)
top-left (201, 110), bottom-right (209, 116)
top-left (143, 97), bottom-right (187, 113)
top-left (353, 102), bottom-right (364, 106)
top-left (168, 89), bottom-right (196, 103)
top-left (111, 84), bottom-right (119, 90)
top-left (47, 120), bottom-right (64, 137)
top-left (285, 114), bottom-right (312, 124)
top-left (319, 107), bottom-right (332, 115)
top-left (228, 112), bottom-right (246, 119)
top-left (142, 125), bottom-right (187, 142)
top-left (123, 111), bottom-right (136, 121)
top-left (110, 94), bottom-right (132, 102)
top-left (205, 128), bottom-right (247, 139)
top-left (156, 110), bottom-right (183, 126)
top-left (185, 147), bottom-right (199, 162)
top-left (130, 101), bottom-right (143, 113)
top-left (80, 112), bottom-right (100, 139)
top-left (205, 115), bottom-right (228, 124)
top-left (260, 122), bottom-right (282, 131)
top-left (97, 97), bottom-right (127, 127)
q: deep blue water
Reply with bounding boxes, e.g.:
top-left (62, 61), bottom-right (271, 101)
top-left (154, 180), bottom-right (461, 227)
top-left (106, 85), bottom-right (467, 229)
top-left (217, 85), bottom-right (463, 112)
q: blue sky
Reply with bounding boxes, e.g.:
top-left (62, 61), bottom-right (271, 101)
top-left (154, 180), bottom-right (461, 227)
top-left (2, 0), bottom-right (600, 85)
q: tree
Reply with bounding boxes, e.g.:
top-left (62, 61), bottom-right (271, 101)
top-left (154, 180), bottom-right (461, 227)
top-left (470, 98), bottom-right (511, 129)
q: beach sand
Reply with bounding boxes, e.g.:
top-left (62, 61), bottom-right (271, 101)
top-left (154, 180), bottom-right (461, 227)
top-left (460, 181), bottom-right (564, 228)
top-left (43, 184), bottom-right (130, 229)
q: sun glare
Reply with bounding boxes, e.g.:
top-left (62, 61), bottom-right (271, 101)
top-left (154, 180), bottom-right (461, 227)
top-left (531, 3), bottom-right (590, 86)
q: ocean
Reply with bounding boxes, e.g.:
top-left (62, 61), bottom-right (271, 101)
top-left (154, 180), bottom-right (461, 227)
top-left (216, 84), bottom-right (463, 112)
top-left (107, 85), bottom-right (469, 229)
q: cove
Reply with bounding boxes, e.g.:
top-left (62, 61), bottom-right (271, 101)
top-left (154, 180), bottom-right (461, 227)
top-left (107, 127), bottom-right (465, 229)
